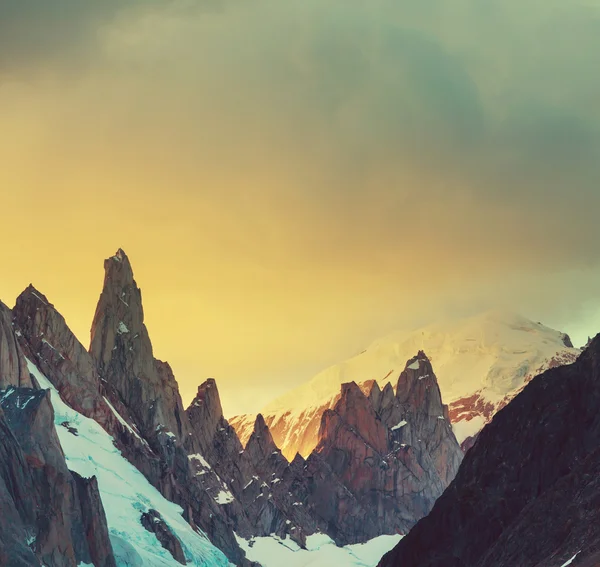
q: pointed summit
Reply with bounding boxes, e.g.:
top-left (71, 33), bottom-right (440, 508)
top-left (246, 414), bottom-right (288, 479)
top-left (13, 286), bottom-right (110, 422)
top-left (186, 378), bottom-right (227, 454)
top-left (89, 250), bottom-right (188, 441)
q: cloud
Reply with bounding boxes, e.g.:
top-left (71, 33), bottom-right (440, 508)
top-left (1, 0), bottom-right (600, 412)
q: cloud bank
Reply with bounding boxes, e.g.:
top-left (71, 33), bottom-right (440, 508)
top-left (1, 0), bottom-right (599, 413)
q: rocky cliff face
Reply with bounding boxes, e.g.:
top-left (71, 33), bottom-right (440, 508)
top-left (0, 386), bottom-right (115, 567)
top-left (0, 300), bottom-right (32, 389)
top-left (86, 250), bottom-right (258, 566)
top-left (310, 352), bottom-right (462, 543)
top-left (90, 249), bottom-right (190, 443)
top-left (12, 286), bottom-right (114, 429)
top-left (378, 334), bottom-right (600, 567)
top-left (11, 283), bottom-right (169, 513)
top-left (185, 380), bottom-right (319, 547)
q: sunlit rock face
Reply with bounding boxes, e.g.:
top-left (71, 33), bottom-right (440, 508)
top-left (307, 352), bottom-right (463, 543)
top-left (231, 311), bottom-right (581, 461)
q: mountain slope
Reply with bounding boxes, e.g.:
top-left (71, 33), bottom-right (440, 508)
top-left (27, 358), bottom-right (233, 567)
top-left (231, 310), bottom-right (580, 459)
top-left (377, 335), bottom-right (600, 567)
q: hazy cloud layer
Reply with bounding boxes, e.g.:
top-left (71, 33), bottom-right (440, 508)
top-left (1, 0), bottom-right (599, 413)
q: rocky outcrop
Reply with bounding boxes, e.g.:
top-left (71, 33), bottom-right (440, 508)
top-left (245, 414), bottom-right (289, 482)
top-left (0, 386), bottom-right (115, 567)
top-left (141, 509), bottom-right (186, 565)
top-left (378, 335), bottom-right (600, 567)
top-left (0, 405), bottom-right (40, 566)
top-left (87, 250), bottom-right (256, 566)
top-left (11, 284), bottom-right (166, 508)
top-left (309, 352), bottom-right (462, 543)
top-left (12, 286), bottom-right (114, 429)
top-left (90, 249), bottom-right (190, 442)
top-left (73, 473), bottom-right (117, 567)
top-left (186, 380), bottom-right (318, 547)
top-left (0, 301), bottom-right (32, 389)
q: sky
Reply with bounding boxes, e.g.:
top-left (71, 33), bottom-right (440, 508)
top-left (1, 0), bottom-right (600, 416)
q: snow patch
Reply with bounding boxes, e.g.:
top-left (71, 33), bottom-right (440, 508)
top-left (407, 360), bottom-right (421, 370)
top-left (214, 490), bottom-right (235, 505)
top-left (391, 420), bottom-right (407, 431)
top-left (26, 359), bottom-right (232, 567)
top-left (117, 321), bottom-right (129, 334)
top-left (236, 533), bottom-right (402, 567)
top-left (103, 396), bottom-right (149, 449)
top-left (561, 552), bottom-right (580, 567)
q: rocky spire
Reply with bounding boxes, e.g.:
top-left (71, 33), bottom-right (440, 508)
top-left (0, 301), bottom-right (32, 389)
top-left (12, 285), bottom-right (108, 423)
top-left (393, 352), bottom-right (460, 485)
top-left (245, 414), bottom-right (289, 480)
top-left (311, 353), bottom-right (463, 542)
top-left (186, 378), bottom-right (224, 450)
top-left (89, 249), bottom-right (189, 441)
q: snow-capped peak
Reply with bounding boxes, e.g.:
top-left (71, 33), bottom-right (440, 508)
top-left (231, 310), bottom-right (580, 458)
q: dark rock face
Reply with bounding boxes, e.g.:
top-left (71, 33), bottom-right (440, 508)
top-left (308, 352), bottom-right (463, 544)
top-left (379, 335), bottom-right (600, 567)
top-left (0, 387), bottom-right (115, 567)
top-left (0, 301), bottom-right (32, 389)
top-left (87, 250), bottom-right (256, 566)
top-left (90, 249), bottom-right (189, 442)
top-left (186, 381), bottom-right (318, 548)
top-left (73, 473), bottom-right (117, 567)
top-left (0, 405), bottom-right (40, 567)
top-left (141, 509), bottom-right (186, 565)
top-left (13, 286), bottom-right (115, 430)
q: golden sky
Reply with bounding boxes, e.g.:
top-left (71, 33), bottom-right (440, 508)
top-left (1, 0), bottom-right (599, 415)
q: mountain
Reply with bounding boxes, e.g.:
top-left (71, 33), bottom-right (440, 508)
top-left (231, 310), bottom-right (580, 459)
top-left (377, 333), bottom-right (600, 567)
top-left (8, 248), bottom-right (579, 566)
top-left (4, 249), bottom-right (460, 566)
top-left (0, 322), bottom-right (115, 567)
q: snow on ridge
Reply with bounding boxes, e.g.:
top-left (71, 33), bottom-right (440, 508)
top-left (257, 309), bottom-right (580, 426)
top-left (561, 552), bottom-right (580, 567)
top-left (30, 290), bottom-right (48, 305)
top-left (236, 532), bottom-right (403, 567)
top-left (103, 396), bottom-right (150, 449)
top-left (391, 420), bottom-right (407, 431)
top-left (26, 358), bottom-right (233, 567)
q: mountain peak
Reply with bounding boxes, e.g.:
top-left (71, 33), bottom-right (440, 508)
top-left (110, 248), bottom-right (128, 262)
top-left (90, 250), bottom-right (189, 441)
top-left (19, 284), bottom-right (51, 307)
top-left (104, 248), bottom-right (135, 286)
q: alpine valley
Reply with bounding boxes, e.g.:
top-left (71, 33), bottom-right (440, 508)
top-left (0, 250), bottom-right (593, 567)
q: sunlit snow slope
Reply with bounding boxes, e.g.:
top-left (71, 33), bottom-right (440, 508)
top-left (231, 310), bottom-right (580, 459)
top-left (236, 533), bottom-right (402, 567)
top-left (27, 359), bottom-right (233, 567)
